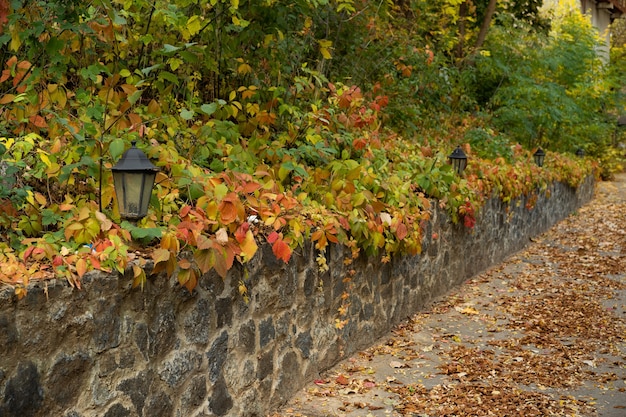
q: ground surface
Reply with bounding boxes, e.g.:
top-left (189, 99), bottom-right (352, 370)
top-left (269, 174), bottom-right (626, 417)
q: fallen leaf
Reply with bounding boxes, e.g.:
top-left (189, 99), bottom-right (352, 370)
top-left (336, 374), bottom-right (350, 385)
top-left (390, 360), bottom-right (409, 369)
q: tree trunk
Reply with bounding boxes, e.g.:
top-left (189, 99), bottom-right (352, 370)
top-left (456, 1), bottom-right (469, 59)
top-left (474, 0), bottom-right (497, 51)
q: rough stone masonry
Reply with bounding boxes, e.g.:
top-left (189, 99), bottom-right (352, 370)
top-left (0, 176), bottom-right (594, 417)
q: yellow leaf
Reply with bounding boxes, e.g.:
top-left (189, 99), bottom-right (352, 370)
top-left (455, 305), bottom-right (480, 315)
top-left (34, 192), bottom-right (47, 206)
top-left (240, 230), bottom-right (258, 260)
top-left (237, 63), bottom-right (252, 75)
top-left (132, 265), bottom-right (146, 290)
top-left (318, 40), bottom-right (333, 60)
top-left (0, 94), bottom-right (15, 104)
top-left (10, 27), bottom-right (21, 51)
top-left (187, 15), bottom-right (202, 37)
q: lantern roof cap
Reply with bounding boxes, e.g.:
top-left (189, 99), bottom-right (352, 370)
top-left (112, 142), bottom-right (158, 172)
top-left (449, 145), bottom-right (467, 159)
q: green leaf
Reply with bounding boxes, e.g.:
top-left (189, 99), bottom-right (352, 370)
top-left (109, 139), bottom-right (126, 160)
top-left (127, 89), bottom-right (143, 105)
top-left (158, 71), bottom-right (179, 84)
top-left (45, 38), bottom-right (64, 55)
top-left (162, 44), bottom-right (181, 54)
top-left (180, 109), bottom-right (195, 120)
top-left (200, 103), bottom-right (218, 116)
top-left (121, 221), bottom-right (163, 243)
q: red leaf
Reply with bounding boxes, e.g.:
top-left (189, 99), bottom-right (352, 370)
top-left (235, 222), bottom-right (250, 243)
top-left (395, 222), bottom-right (408, 240)
top-left (22, 246), bottom-right (35, 261)
top-left (267, 231), bottom-right (279, 244)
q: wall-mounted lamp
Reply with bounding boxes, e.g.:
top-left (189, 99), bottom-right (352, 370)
top-left (533, 147), bottom-right (545, 167)
top-left (111, 142), bottom-right (159, 220)
top-left (448, 145), bottom-right (468, 175)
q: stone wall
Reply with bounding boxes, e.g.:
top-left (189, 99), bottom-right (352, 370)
top-left (0, 176), bottom-right (595, 417)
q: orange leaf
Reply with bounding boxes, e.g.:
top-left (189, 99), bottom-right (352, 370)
top-left (336, 375), bottom-right (350, 385)
top-left (178, 258), bottom-right (192, 270)
top-left (29, 114), bottom-right (47, 128)
top-left (272, 238), bottom-right (291, 263)
top-left (194, 248), bottom-right (215, 274)
top-left (218, 200), bottom-right (238, 224)
top-left (75, 258), bottom-right (88, 278)
top-left (152, 248), bottom-right (171, 264)
top-left (180, 205), bottom-right (192, 218)
top-left (242, 181), bottom-right (262, 193)
top-left (213, 247), bottom-right (229, 278)
top-left (183, 268), bottom-right (198, 292)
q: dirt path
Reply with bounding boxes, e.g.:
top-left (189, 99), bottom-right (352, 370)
top-left (270, 175), bottom-right (626, 417)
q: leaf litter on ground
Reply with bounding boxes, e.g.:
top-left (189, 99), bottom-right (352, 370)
top-left (270, 176), bottom-right (626, 417)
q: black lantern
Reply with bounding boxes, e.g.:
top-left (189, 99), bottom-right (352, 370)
top-left (448, 145), bottom-right (468, 175)
top-left (533, 147), bottom-right (546, 167)
top-left (111, 142), bottom-right (159, 220)
top-left (575, 148), bottom-right (585, 157)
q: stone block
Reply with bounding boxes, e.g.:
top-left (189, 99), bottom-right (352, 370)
top-left (181, 375), bottom-right (207, 411)
top-left (103, 403), bottom-right (131, 417)
top-left (118, 370), bottom-right (153, 414)
top-left (207, 331), bottom-right (229, 383)
top-left (215, 297), bottom-right (233, 328)
top-left (0, 361), bottom-right (43, 417)
top-left (93, 297), bottom-right (122, 352)
top-left (296, 331), bottom-right (312, 358)
top-left (184, 298), bottom-right (214, 345)
top-left (158, 350), bottom-right (202, 387)
top-left (143, 391), bottom-right (173, 417)
top-left (238, 320), bottom-right (256, 354)
top-left (256, 349), bottom-right (274, 381)
top-left (48, 352), bottom-right (92, 407)
top-left (259, 317), bottom-right (275, 348)
top-left (148, 302), bottom-right (178, 359)
top-left (208, 374), bottom-right (233, 416)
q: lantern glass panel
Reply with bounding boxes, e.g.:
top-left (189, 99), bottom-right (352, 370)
top-left (533, 148), bottom-right (545, 167)
top-left (113, 170), bottom-right (156, 219)
top-left (453, 158), bottom-right (467, 174)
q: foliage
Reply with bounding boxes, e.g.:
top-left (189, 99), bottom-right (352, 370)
top-left (0, 0), bottom-right (614, 299)
top-left (470, 11), bottom-right (619, 158)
